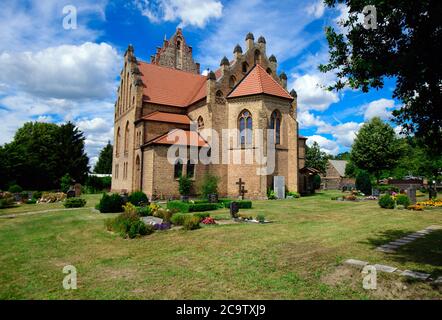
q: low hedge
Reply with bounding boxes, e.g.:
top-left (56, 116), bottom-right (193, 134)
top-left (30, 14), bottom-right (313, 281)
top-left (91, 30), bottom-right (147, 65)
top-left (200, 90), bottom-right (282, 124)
top-left (193, 212), bottom-right (210, 221)
top-left (167, 200), bottom-right (190, 213)
top-left (170, 213), bottom-right (188, 225)
top-left (63, 198), bottom-right (87, 208)
top-left (219, 199), bottom-right (252, 209)
top-left (189, 203), bottom-right (219, 212)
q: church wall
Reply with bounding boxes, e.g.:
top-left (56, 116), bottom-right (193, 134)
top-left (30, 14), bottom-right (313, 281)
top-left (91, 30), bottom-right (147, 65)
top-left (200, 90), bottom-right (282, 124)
top-left (144, 121), bottom-right (189, 143)
top-left (142, 102), bottom-right (187, 116)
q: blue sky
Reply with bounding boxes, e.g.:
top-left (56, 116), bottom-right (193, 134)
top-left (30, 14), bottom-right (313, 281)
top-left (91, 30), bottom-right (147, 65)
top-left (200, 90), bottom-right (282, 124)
top-left (0, 0), bottom-right (401, 166)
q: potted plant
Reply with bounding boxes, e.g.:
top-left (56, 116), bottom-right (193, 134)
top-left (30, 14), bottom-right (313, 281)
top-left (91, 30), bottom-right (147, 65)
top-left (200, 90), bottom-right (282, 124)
top-left (178, 175), bottom-right (192, 202)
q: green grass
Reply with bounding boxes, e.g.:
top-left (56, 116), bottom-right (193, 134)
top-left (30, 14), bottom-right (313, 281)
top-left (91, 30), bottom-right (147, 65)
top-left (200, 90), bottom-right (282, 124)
top-left (0, 191), bottom-right (441, 299)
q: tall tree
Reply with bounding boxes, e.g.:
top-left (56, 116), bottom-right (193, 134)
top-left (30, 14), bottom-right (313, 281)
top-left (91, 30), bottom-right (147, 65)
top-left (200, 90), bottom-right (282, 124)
top-left (94, 141), bottom-right (113, 174)
top-left (320, 0), bottom-right (442, 154)
top-left (305, 141), bottom-right (329, 174)
top-left (350, 117), bottom-right (404, 183)
top-left (0, 121), bottom-right (89, 190)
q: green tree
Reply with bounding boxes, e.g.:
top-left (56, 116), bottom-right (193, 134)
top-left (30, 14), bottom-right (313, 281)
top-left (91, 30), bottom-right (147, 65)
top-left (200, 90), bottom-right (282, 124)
top-left (60, 174), bottom-right (73, 193)
top-left (320, 0), bottom-right (442, 154)
top-left (305, 141), bottom-right (329, 174)
top-left (350, 117), bottom-right (404, 183)
top-left (0, 121), bottom-right (89, 190)
top-left (94, 141), bottom-right (113, 174)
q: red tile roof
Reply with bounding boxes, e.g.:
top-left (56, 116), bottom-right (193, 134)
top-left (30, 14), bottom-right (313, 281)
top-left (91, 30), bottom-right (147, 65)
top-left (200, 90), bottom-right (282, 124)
top-left (227, 64), bottom-right (293, 100)
top-left (148, 129), bottom-right (209, 147)
top-left (138, 61), bottom-right (207, 107)
top-left (141, 111), bottom-right (191, 125)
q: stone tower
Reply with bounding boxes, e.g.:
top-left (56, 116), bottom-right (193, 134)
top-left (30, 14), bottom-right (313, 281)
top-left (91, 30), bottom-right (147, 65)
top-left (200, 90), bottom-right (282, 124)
top-left (150, 28), bottom-right (200, 74)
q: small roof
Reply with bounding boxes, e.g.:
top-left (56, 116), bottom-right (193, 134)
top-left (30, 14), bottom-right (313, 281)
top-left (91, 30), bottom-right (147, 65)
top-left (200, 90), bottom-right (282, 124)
top-left (141, 111), bottom-right (191, 125)
top-left (227, 64), bottom-right (293, 100)
top-left (328, 160), bottom-right (348, 177)
top-left (138, 61), bottom-right (207, 107)
top-left (147, 129), bottom-right (209, 147)
top-left (300, 167), bottom-right (321, 175)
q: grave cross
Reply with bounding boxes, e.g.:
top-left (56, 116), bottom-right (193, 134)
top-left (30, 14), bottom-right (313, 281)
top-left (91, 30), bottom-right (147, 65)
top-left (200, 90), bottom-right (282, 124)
top-left (236, 178), bottom-right (247, 197)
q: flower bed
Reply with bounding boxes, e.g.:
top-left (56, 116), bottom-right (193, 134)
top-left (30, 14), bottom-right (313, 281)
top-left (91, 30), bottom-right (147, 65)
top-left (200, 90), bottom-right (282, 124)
top-left (416, 199), bottom-right (442, 207)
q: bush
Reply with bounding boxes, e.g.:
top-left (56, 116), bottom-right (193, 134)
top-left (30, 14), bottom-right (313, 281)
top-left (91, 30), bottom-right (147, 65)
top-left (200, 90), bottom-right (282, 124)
top-left (256, 214), bottom-right (266, 223)
top-left (178, 175), bottom-right (192, 196)
top-left (313, 175), bottom-right (321, 190)
top-left (376, 185), bottom-right (399, 194)
top-left (189, 203), bottom-right (219, 212)
top-left (136, 206), bottom-right (152, 217)
top-left (8, 184), bottom-right (22, 193)
top-left (60, 173), bottom-right (72, 193)
top-left (154, 208), bottom-right (173, 222)
top-left (32, 191), bottom-right (42, 200)
top-left (128, 191), bottom-right (149, 206)
top-left (356, 171), bottom-right (372, 195)
top-left (200, 174), bottom-right (219, 199)
top-left (170, 213), bottom-right (188, 226)
top-left (84, 175), bottom-right (112, 193)
top-left (105, 203), bottom-right (154, 238)
top-left (26, 198), bottom-right (37, 204)
top-left (287, 191), bottom-right (300, 198)
top-left (97, 193), bottom-right (124, 213)
top-left (0, 193), bottom-right (15, 209)
top-left (267, 189), bottom-right (277, 200)
top-left (167, 200), bottom-right (190, 213)
top-left (219, 199), bottom-right (252, 209)
top-left (396, 194), bottom-right (411, 208)
top-left (183, 215), bottom-right (201, 230)
top-left (379, 194), bottom-right (395, 209)
top-left (193, 212), bottom-right (210, 221)
top-left (63, 198), bottom-right (87, 208)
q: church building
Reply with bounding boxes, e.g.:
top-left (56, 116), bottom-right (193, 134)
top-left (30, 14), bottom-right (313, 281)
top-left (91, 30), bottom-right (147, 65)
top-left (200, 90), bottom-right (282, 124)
top-left (111, 28), bottom-right (308, 199)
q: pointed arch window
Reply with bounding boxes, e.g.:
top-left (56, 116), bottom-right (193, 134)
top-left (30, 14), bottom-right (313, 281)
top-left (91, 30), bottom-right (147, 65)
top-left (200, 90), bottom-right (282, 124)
top-left (174, 159), bottom-right (183, 179)
top-left (242, 61), bottom-right (249, 73)
top-left (124, 121), bottom-right (130, 154)
top-left (238, 110), bottom-right (253, 147)
top-left (266, 67), bottom-right (272, 75)
top-left (254, 50), bottom-right (260, 65)
top-left (116, 127), bottom-right (121, 157)
top-left (270, 110), bottom-right (281, 144)
top-left (229, 75), bottom-right (236, 89)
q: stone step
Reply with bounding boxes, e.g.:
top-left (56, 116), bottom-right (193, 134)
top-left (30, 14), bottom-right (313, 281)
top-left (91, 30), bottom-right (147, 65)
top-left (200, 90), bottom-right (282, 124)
top-left (373, 264), bottom-right (397, 273)
top-left (344, 259), bottom-right (368, 268)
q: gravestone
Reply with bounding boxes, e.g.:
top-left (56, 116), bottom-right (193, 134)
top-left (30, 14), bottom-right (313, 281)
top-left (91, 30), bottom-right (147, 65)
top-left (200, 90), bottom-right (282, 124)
top-left (74, 183), bottom-right (82, 197)
top-left (372, 188), bottom-right (380, 197)
top-left (273, 176), bottom-right (285, 199)
top-left (66, 189), bottom-right (76, 198)
top-left (208, 194), bottom-right (218, 203)
top-left (406, 186), bottom-right (416, 204)
top-left (236, 178), bottom-right (247, 199)
top-left (229, 201), bottom-right (239, 218)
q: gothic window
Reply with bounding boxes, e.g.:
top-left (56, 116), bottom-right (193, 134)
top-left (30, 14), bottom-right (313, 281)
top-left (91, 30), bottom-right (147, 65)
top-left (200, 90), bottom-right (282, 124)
top-left (174, 159), bottom-right (183, 178)
top-left (266, 67), bottom-right (272, 75)
top-left (187, 160), bottom-right (195, 178)
top-left (116, 127), bottom-right (121, 157)
top-left (115, 164), bottom-right (119, 179)
top-left (215, 90), bottom-right (224, 103)
top-left (197, 116), bottom-right (204, 131)
top-left (254, 50), bottom-right (260, 65)
top-left (238, 109), bottom-right (253, 146)
top-left (124, 121), bottom-right (130, 153)
top-left (135, 156), bottom-right (141, 189)
top-left (270, 110), bottom-right (282, 144)
top-left (242, 61), bottom-right (249, 73)
top-left (229, 75), bottom-right (236, 89)
top-left (177, 40), bottom-right (181, 49)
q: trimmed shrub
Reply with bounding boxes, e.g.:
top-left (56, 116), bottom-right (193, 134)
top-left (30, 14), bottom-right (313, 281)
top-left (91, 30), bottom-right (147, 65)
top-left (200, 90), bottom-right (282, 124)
top-left (105, 203), bottom-right (154, 238)
top-left (136, 206), bottom-right (152, 217)
top-left (170, 213), bottom-right (188, 226)
top-left (356, 171), bottom-right (372, 195)
top-left (128, 191), bottom-right (149, 206)
top-left (379, 194), bottom-right (395, 209)
top-left (183, 215), bottom-right (201, 230)
top-left (189, 203), bottom-right (219, 212)
top-left (8, 184), bottom-right (22, 193)
top-left (178, 175), bottom-right (192, 196)
top-left (200, 173), bottom-right (220, 199)
top-left (256, 214), bottom-right (266, 223)
top-left (97, 193), bottom-right (124, 213)
top-left (63, 198), bottom-right (87, 208)
top-left (396, 194), bottom-right (411, 208)
top-left (167, 200), bottom-right (190, 213)
top-left (220, 199), bottom-right (252, 209)
top-left (193, 212), bottom-right (210, 221)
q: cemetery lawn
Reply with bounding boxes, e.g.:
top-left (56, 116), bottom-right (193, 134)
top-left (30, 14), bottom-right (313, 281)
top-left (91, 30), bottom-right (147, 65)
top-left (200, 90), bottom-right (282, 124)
top-left (0, 191), bottom-right (441, 299)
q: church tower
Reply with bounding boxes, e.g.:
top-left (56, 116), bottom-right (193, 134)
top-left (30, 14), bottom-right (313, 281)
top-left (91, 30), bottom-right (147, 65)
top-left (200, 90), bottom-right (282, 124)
top-left (150, 28), bottom-right (200, 74)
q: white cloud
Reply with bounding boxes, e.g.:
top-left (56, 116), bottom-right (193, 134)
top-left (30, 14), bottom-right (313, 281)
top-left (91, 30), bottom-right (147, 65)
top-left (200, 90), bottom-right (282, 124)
top-left (306, 0), bottom-right (325, 19)
top-left (135, 0), bottom-right (223, 28)
top-left (318, 121), bottom-right (363, 147)
top-left (298, 110), bottom-right (327, 128)
top-left (362, 98), bottom-right (397, 121)
top-left (0, 42), bottom-right (120, 100)
top-left (292, 73), bottom-right (339, 111)
top-left (196, 0), bottom-right (323, 68)
top-left (306, 135), bottom-right (340, 155)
